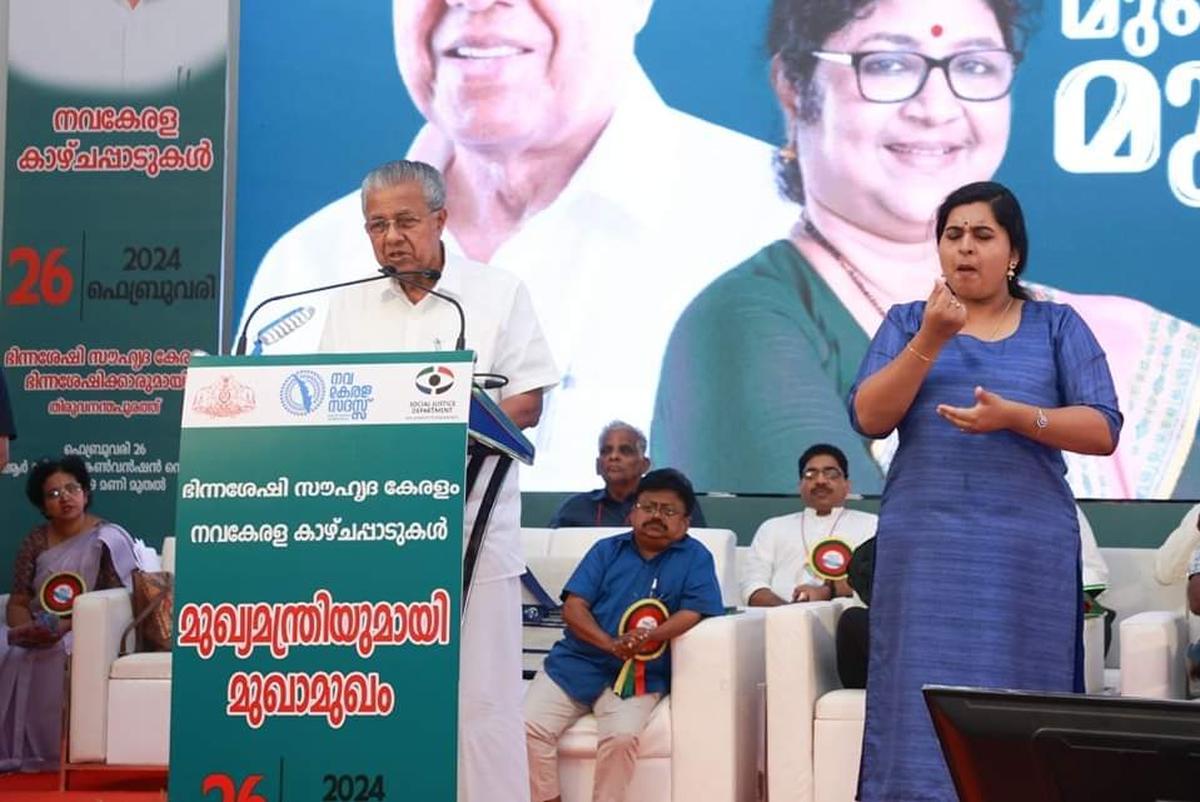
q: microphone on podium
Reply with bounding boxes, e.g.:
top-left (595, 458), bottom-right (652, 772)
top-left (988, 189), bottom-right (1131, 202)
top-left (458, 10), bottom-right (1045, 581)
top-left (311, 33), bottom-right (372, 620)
top-left (378, 267), bottom-right (507, 390)
top-left (236, 264), bottom-right (507, 389)
top-left (251, 305), bottom-right (316, 354)
top-left (235, 272), bottom-right (393, 355)
top-left (234, 267), bottom-right (451, 356)
top-left (378, 265), bottom-right (466, 351)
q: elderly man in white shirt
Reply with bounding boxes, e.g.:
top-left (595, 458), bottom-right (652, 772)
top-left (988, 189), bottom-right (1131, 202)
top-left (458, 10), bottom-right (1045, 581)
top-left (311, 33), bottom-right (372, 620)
top-left (239, 0), bottom-right (796, 491)
top-left (318, 160), bottom-right (559, 802)
top-left (742, 443), bottom-right (877, 607)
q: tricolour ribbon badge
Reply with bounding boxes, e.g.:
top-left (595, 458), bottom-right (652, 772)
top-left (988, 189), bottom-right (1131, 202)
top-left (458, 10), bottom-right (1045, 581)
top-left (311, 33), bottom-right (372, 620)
top-left (39, 571), bottom-right (86, 617)
top-left (612, 597), bottom-right (669, 698)
top-left (808, 538), bottom-right (853, 582)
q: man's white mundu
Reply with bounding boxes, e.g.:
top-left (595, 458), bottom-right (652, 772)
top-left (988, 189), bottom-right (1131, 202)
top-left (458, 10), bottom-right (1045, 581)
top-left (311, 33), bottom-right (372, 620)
top-left (319, 242), bottom-right (557, 801)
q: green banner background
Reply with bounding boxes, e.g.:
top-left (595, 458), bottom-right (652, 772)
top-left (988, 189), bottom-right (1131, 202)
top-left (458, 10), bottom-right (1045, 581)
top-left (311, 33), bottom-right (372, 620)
top-left (0, 13), bottom-right (226, 582)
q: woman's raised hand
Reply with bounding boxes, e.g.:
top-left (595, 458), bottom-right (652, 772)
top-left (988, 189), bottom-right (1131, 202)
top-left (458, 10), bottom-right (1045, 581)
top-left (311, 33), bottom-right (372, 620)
top-left (920, 280), bottom-right (967, 344)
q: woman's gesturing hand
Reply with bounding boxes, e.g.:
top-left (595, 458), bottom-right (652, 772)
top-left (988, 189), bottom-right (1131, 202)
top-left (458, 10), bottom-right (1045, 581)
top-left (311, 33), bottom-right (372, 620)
top-left (936, 386), bottom-right (1014, 434)
top-left (920, 280), bottom-right (967, 344)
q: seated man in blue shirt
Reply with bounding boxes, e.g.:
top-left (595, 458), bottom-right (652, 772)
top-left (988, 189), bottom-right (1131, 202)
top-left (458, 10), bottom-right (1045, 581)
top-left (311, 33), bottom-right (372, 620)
top-left (525, 468), bottom-right (724, 802)
top-left (549, 421), bottom-right (706, 528)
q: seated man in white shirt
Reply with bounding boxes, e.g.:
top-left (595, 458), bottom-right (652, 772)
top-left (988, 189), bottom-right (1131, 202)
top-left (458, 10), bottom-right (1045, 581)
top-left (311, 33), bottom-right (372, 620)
top-left (741, 443), bottom-right (877, 607)
top-left (317, 159), bottom-right (560, 802)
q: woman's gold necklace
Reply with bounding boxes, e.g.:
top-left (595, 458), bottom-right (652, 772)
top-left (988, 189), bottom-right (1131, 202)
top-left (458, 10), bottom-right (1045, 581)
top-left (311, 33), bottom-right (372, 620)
top-left (983, 295), bottom-right (1015, 340)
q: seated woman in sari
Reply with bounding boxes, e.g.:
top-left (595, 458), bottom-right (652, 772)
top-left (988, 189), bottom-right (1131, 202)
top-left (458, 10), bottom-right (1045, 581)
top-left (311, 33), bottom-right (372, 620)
top-left (0, 456), bottom-right (143, 772)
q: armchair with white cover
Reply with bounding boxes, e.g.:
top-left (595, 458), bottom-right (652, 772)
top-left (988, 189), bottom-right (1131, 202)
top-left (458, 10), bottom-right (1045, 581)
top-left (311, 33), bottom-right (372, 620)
top-left (66, 536), bottom-right (175, 769)
top-left (763, 596), bottom-right (1110, 802)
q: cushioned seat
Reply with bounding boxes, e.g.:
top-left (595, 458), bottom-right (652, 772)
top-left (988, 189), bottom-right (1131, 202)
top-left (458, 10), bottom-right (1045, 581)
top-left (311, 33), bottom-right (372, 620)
top-left (109, 652), bottom-right (172, 680)
top-left (813, 689), bottom-right (864, 720)
top-left (1118, 609), bottom-right (1190, 698)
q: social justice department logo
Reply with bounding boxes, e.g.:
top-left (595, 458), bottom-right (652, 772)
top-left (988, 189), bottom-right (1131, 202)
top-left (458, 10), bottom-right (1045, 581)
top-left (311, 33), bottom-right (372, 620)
top-left (415, 366), bottom-right (455, 395)
top-left (192, 375), bottom-right (256, 418)
top-left (280, 370), bottom-right (326, 416)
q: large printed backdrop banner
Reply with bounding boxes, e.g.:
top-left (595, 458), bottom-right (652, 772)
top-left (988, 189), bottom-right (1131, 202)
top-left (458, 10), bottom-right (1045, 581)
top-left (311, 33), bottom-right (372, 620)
top-left (169, 353), bottom-right (470, 802)
top-left (0, 0), bottom-right (228, 575)
top-left (233, 0), bottom-right (1200, 499)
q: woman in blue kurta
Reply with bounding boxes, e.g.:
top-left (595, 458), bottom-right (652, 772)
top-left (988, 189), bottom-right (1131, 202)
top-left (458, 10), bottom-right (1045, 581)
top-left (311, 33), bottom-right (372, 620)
top-left (848, 182), bottom-right (1122, 802)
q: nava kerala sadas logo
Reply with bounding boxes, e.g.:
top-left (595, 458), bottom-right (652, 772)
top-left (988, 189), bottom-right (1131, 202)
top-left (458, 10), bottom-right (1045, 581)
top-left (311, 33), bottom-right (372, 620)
top-left (279, 370), bottom-right (326, 416)
top-left (415, 366), bottom-right (455, 395)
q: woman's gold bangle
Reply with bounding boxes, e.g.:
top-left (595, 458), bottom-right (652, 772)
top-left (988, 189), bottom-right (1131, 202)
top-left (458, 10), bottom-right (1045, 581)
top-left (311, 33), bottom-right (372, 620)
top-left (906, 343), bottom-right (932, 363)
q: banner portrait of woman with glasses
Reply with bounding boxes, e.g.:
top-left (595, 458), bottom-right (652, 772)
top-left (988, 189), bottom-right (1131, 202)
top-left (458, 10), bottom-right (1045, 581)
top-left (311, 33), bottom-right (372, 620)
top-left (652, 0), bottom-right (1200, 500)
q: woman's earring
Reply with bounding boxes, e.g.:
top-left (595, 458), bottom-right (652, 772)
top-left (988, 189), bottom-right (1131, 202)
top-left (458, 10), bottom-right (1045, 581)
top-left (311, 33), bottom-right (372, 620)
top-left (1007, 261), bottom-right (1017, 280)
top-left (778, 142), bottom-right (797, 163)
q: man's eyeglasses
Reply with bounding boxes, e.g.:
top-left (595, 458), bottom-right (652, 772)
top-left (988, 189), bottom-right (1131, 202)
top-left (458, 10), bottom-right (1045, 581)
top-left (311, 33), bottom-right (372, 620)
top-left (633, 501), bottom-right (684, 519)
top-left (802, 467), bottom-right (844, 481)
top-left (812, 49), bottom-right (1017, 103)
top-left (44, 482), bottom-right (84, 501)
top-left (365, 210), bottom-right (441, 238)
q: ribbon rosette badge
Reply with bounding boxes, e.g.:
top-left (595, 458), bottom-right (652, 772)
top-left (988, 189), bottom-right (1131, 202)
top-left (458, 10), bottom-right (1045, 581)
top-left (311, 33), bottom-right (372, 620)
top-left (809, 538), bottom-right (853, 582)
top-left (39, 571), bottom-right (86, 617)
top-left (612, 597), bottom-right (669, 698)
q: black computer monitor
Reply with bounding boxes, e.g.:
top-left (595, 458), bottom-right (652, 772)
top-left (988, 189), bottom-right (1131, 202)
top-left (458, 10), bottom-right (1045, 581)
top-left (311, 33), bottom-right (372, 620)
top-left (923, 686), bottom-right (1200, 802)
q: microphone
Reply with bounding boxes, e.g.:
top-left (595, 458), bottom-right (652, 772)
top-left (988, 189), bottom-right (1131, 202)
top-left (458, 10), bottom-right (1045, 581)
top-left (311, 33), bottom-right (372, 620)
top-left (378, 265), bottom-right (466, 351)
top-left (235, 273), bottom-right (392, 355)
top-left (381, 267), bottom-right (509, 391)
top-left (251, 305), bottom-right (316, 354)
top-left (474, 374), bottom-right (509, 390)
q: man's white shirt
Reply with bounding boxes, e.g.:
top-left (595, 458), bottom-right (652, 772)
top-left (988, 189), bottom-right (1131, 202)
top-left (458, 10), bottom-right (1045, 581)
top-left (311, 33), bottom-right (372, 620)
top-left (317, 251), bottom-right (559, 582)
top-left (240, 65), bottom-right (796, 490)
top-left (740, 507), bottom-right (878, 605)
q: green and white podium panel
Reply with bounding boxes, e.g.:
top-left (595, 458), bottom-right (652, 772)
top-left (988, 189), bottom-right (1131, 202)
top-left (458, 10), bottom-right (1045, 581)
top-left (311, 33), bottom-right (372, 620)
top-left (168, 352), bottom-right (472, 802)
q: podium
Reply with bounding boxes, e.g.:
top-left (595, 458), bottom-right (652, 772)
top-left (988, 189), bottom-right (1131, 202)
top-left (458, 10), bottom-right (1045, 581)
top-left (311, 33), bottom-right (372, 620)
top-left (463, 385), bottom-right (533, 600)
top-left (167, 352), bottom-right (528, 802)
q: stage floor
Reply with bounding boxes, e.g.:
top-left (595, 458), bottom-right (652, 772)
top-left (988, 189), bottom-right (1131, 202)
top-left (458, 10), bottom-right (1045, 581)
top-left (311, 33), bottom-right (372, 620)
top-left (0, 769), bottom-right (167, 800)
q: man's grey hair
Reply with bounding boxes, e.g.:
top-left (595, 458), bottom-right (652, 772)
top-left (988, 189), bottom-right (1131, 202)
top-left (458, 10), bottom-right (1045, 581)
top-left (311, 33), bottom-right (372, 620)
top-left (597, 420), bottom-right (647, 456)
top-left (360, 160), bottom-right (446, 215)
